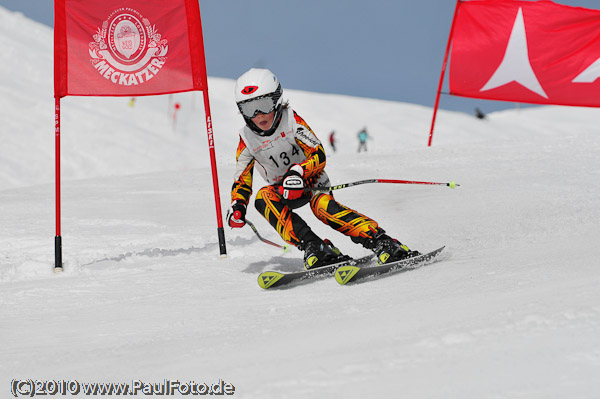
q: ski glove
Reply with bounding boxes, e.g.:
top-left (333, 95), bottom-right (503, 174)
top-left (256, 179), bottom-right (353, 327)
top-left (278, 164), bottom-right (305, 200)
top-left (227, 200), bottom-right (247, 228)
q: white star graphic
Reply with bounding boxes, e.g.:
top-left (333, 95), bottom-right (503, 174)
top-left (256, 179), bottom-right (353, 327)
top-left (573, 57), bottom-right (600, 83)
top-left (480, 7), bottom-right (548, 99)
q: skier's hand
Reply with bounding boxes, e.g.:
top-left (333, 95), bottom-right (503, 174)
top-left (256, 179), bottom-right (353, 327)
top-left (227, 201), bottom-right (247, 228)
top-left (278, 164), bottom-right (304, 200)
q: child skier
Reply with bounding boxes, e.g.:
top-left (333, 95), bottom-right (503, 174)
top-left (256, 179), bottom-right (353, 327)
top-left (227, 68), bottom-right (419, 269)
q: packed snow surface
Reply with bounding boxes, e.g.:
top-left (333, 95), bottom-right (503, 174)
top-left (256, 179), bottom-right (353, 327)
top-left (1, 6), bottom-right (599, 398)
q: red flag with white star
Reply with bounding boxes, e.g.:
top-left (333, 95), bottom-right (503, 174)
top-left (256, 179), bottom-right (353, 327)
top-left (54, 0), bottom-right (208, 97)
top-left (449, 0), bottom-right (600, 106)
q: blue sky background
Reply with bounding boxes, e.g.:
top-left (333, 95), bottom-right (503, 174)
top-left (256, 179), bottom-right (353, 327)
top-left (1, 0), bottom-right (599, 115)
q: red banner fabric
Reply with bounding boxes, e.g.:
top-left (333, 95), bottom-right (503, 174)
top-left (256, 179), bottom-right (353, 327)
top-left (54, 0), bottom-right (208, 97)
top-left (449, 0), bottom-right (600, 107)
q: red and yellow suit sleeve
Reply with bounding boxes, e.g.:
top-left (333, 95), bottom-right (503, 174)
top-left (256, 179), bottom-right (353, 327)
top-left (231, 136), bottom-right (254, 205)
top-left (293, 111), bottom-right (326, 185)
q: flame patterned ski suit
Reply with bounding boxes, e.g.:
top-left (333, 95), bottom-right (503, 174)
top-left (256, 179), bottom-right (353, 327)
top-left (231, 106), bottom-right (380, 249)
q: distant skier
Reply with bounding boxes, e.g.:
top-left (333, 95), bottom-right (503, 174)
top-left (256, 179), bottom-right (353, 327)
top-left (357, 127), bottom-right (369, 152)
top-left (328, 130), bottom-right (337, 152)
top-left (227, 68), bottom-right (420, 269)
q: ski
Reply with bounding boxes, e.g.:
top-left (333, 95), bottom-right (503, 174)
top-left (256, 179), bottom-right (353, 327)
top-left (258, 254), bottom-right (375, 289)
top-left (334, 246), bottom-right (445, 285)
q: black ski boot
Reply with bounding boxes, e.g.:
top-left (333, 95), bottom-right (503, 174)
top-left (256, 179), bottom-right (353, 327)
top-left (371, 231), bottom-right (421, 265)
top-left (302, 239), bottom-right (351, 270)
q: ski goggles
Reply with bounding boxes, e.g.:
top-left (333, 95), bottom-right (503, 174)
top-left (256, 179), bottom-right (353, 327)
top-left (237, 95), bottom-right (278, 119)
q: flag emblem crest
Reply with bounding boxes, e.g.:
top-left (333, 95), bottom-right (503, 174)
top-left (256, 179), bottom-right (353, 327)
top-left (88, 9), bottom-right (169, 86)
top-left (113, 19), bottom-right (143, 60)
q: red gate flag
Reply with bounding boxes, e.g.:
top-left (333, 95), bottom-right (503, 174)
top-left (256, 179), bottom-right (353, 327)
top-left (449, 0), bottom-right (600, 107)
top-left (54, 0), bottom-right (207, 97)
top-left (53, 0), bottom-right (228, 268)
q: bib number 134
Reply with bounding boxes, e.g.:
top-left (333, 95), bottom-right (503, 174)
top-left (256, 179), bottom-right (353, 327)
top-left (269, 145), bottom-right (299, 168)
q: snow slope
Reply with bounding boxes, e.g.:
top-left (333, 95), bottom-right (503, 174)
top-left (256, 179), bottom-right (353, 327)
top-left (1, 6), bottom-right (600, 398)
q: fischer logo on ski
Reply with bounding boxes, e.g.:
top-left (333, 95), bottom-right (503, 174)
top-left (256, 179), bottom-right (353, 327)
top-left (257, 254), bottom-right (374, 290)
top-left (258, 272), bottom-right (285, 289)
top-left (334, 266), bottom-right (360, 285)
top-left (335, 246), bottom-right (446, 286)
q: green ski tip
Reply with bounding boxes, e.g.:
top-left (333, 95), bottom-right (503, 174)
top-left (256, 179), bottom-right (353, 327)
top-left (258, 271), bottom-right (285, 289)
top-left (335, 265), bottom-right (361, 285)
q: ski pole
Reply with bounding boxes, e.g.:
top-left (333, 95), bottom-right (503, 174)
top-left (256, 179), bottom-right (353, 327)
top-left (305, 178), bottom-right (459, 193)
top-left (245, 218), bottom-right (290, 252)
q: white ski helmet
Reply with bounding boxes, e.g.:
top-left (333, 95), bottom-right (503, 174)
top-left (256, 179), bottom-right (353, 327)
top-left (234, 68), bottom-right (284, 136)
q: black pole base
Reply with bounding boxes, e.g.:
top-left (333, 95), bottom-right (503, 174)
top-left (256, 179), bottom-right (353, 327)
top-left (217, 227), bottom-right (227, 258)
top-left (54, 235), bottom-right (63, 272)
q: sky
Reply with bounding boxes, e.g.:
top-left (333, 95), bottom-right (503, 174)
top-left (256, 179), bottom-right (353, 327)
top-left (2, 0), bottom-right (600, 115)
